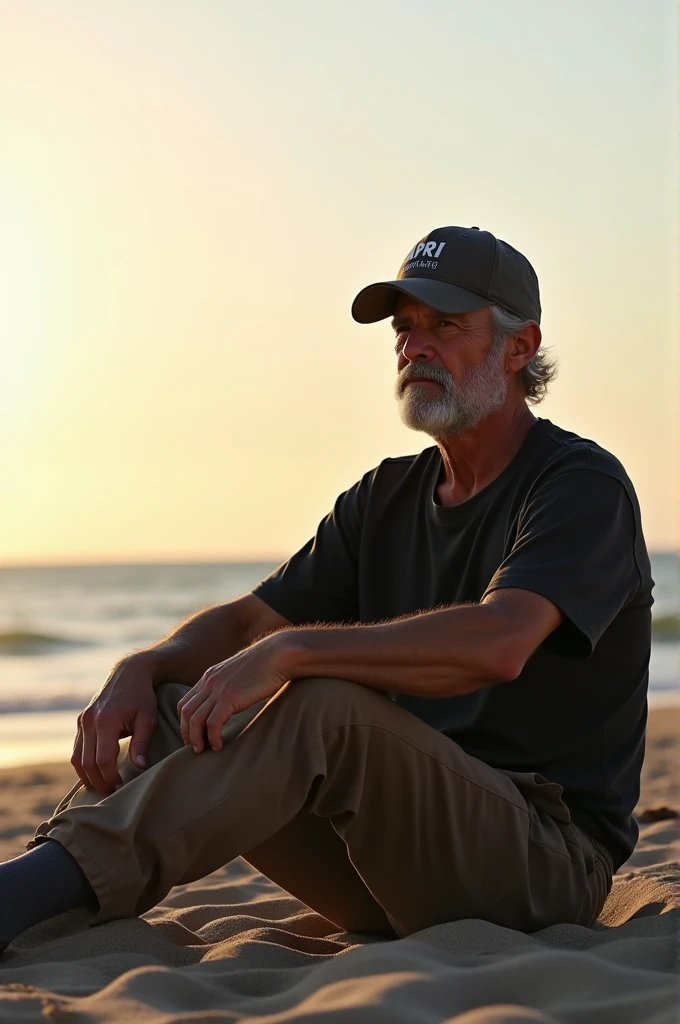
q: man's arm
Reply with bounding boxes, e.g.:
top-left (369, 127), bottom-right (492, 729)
top-left (278, 588), bottom-right (563, 697)
top-left (178, 588), bottom-right (564, 754)
top-left (147, 593), bottom-right (293, 686)
top-left (182, 463), bottom-right (641, 756)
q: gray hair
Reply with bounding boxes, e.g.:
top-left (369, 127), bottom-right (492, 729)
top-left (489, 305), bottom-right (557, 404)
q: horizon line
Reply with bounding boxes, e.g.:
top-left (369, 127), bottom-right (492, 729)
top-left (0, 556), bottom-right (286, 570)
top-left (0, 550), bottom-right (677, 571)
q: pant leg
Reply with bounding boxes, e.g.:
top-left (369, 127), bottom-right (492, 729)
top-left (243, 813), bottom-right (396, 937)
top-left (33, 681), bottom-right (196, 825)
top-left (31, 677), bottom-right (608, 937)
top-left (34, 682), bottom-right (394, 936)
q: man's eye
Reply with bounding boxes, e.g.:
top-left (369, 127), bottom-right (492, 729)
top-left (439, 320), bottom-right (455, 328)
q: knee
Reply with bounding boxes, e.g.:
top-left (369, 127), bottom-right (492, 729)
top-left (274, 676), bottom-right (391, 723)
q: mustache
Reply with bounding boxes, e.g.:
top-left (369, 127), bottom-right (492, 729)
top-left (396, 363), bottom-right (453, 397)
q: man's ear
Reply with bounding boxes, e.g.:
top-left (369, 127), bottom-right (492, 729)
top-left (506, 323), bottom-right (542, 373)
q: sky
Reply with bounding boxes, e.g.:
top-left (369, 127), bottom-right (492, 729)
top-left (0, 0), bottom-right (677, 563)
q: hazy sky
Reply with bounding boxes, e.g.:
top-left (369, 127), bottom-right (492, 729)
top-left (1, 0), bottom-right (677, 563)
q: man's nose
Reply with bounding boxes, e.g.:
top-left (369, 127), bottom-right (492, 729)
top-left (401, 328), bottom-right (435, 362)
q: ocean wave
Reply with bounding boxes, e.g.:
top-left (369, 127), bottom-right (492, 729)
top-left (0, 696), bottom-right (86, 714)
top-left (0, 631), bottom-right (96, 656)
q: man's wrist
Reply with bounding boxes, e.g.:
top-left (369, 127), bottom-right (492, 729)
top-left (268, 628), bottom-right (314, 678)
top-left (133, 644), bottom-right (184, 685)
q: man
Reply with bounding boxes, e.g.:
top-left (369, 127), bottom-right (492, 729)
top-left (1, 226), bottom-right (653, 951)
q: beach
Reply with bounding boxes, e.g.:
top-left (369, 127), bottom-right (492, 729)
top-left (0, 706), bottom-right (677, 1022)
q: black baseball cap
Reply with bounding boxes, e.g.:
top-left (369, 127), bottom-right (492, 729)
top-left (351, 226), bottom-right (541, 325)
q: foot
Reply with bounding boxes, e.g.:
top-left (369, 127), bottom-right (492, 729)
top-left (0, 841), bottom-right (97, 952)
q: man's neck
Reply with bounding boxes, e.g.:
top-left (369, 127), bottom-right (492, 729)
top-left (434, 403), bottom-right (538, 507)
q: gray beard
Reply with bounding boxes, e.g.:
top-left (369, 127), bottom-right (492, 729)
top-left (394, 340), bottom-right (508, 439)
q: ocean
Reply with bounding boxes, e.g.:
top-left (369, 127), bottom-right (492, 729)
top-left (0, 556), bottom-right (677, 767)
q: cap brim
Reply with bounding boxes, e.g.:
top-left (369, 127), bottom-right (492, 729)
top-left (351, 279), bottom-right (492, 324)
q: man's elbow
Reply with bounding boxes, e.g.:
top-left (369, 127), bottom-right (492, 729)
top-left (478, 589), bottom-right (563, 683)
top-left (480, 633), bottom-right (530, 683)
top-left (488, 651), bottom-right (526, 683)
top-left (476, 601), bottom-right (545, 683)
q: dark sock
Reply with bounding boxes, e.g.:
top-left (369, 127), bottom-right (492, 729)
top-left (0, 840), bottom-right (98, 950)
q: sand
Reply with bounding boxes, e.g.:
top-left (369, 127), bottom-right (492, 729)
top-left (0, 707), bottom-right (677, 1023)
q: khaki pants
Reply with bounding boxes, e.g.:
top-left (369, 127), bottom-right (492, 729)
top-left (30, 679), bottom-right (613, 937)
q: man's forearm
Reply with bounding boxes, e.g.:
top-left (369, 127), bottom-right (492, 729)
top-left (278, 601), bottom-right (522, 700)
top-left (144, 603), bottom-right (251, 686)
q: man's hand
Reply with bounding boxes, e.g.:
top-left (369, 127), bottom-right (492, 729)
top-left (177, 634), bottom-right (292, 754)
top-left (72, 652), bottom-right (160, 794)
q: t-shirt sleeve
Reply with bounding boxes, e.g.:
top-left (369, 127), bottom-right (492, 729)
top-left (482, 467), bottom-right (642, 658)
top-left (251, 474), bottom-right (369, 625)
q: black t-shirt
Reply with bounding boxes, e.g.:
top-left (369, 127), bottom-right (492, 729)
top-left (253, 419), bottom-right (653, 869)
